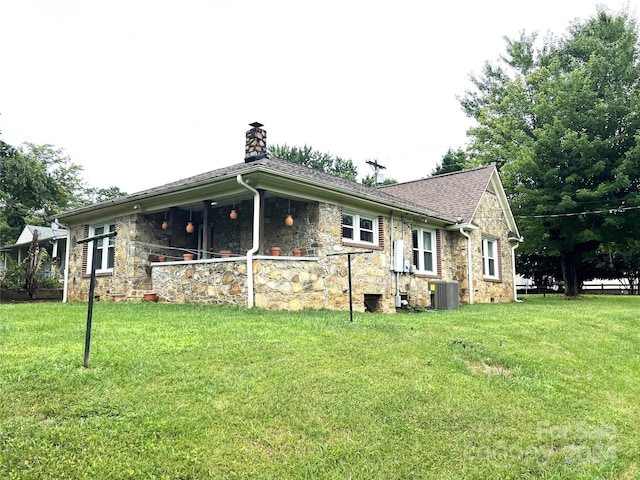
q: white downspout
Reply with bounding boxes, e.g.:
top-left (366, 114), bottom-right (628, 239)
top-left (511, 240), bottom-right (522, 302)
top-left (390, 211), bottom-right (400, 306)
top-left (459, 227), bottom-right (474, 305)
top-left (54, 218), bottom-right (72, 303)
top-left (236, 174), bottom-right (260, 308)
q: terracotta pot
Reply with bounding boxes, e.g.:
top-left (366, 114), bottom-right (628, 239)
top-left (269, 247), bottom-right (281, 256)
top-left (143, 293), bottom-right (158, 302)
top-left (220, 250), bottom-right (232, 258)
top-left (158, 255), bottom-right (167, 262)
top-left (292, 249), bottom-right (302, 257)
top-left (183, 253), bottom-right (195, 261)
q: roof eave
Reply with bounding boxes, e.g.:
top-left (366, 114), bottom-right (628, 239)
top-left (55, 161), bottom-right (460, 226)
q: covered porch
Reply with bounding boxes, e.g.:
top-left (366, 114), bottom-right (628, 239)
top-left (135, 187), bottom-right (320, 262)
top-left (125, 186), bottom-right (336, 308)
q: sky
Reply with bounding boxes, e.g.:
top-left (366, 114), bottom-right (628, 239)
top-left (0, 0), bottom-right (635, 194)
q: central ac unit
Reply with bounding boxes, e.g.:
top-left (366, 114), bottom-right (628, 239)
top-left (428, 280), bottom-right (459, 310)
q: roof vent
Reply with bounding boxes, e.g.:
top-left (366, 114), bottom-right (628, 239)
top-left (245, 122), bottom-right (267, 162)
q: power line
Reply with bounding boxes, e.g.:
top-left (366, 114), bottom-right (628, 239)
top-left (514, 205), bottom-right (640, 219)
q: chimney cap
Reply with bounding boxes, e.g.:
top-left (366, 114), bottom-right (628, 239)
top-left (249, 122), bottom-right (264, 129)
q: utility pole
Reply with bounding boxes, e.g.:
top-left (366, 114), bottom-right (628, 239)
top-left (366, 159), bottom-right (387, 186)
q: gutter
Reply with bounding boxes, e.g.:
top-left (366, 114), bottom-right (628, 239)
top-left (460, 228), bottom-right (474, 305)
top-left (511, 237), bottom-right (524, 302)
top-left (236, 174), bottom-right (260, 308)
top-left (53, 218), bottom-right (71, 303)
top-left (446, 223), bottom-right (478, 305)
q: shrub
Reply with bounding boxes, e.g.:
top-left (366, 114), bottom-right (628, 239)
top-left (0, 259), bottom-right (26, 289)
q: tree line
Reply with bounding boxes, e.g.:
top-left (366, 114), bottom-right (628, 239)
top-left (0, 136), bottom-right (126, 246)
top-left (431, 6), bottom-right (640, 296)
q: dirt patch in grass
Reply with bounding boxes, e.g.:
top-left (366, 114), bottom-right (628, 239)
top-left (465, 360), bottom-right (512, 378)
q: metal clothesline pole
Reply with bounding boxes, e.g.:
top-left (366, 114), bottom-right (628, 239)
top-left (327, 250), bottom-right (373, 322)
top-left (77, 230), bottom-right (118, 368)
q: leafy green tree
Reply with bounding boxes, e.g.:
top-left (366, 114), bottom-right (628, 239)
top-left (611, 240), bottom-right (640, 294)
top-left (0, 138), bottom-right (126, 245)
top-left (269, 144), bottom-right (358, 181)
top-left (582, 240), bottom-right (640, 294)
top-left (81, 186), bottom-right (128, 204)
top-left (1, 142), bottom-right (80, 244)
top-left (516, 250), bottom-right (563, 293)
top-left (431, 148), bottom-right (468, 176)
top-left (460, 8), bottom-right (640, 297)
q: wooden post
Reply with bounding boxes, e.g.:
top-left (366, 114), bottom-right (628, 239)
top-left (202, 200), bottom-right (211, 259)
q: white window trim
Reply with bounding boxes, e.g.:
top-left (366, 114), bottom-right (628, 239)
top-left (342, 211), bottom-right (379, 246)
top-left (482, 237), bottom-right (499, 280)
top-left (86, 223), bottom-right (116, 274)
top-left (412, 228), bottom-right (437, 275)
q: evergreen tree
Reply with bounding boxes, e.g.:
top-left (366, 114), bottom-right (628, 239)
top-left (431, 148), bottom-right (467, 176)
top-left (460, 8), bottom-right (640, 297)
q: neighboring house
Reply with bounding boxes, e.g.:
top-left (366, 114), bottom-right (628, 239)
top-left (0, 224), bottom-right (68, 278)
top-left (53, 123), bottom-right (521, 312)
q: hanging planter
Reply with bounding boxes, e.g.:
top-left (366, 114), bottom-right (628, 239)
top-left (270, 246), bottom-right (281, 256)
top-left (292, 249), bottom-right (302, 257)
top-left (220, 250), bottom-right (232, 258)
top-left (284, 214), bottom-right (294, 227)
top-left (284, 199), bottom-right (294, 226)
top-left (186, 209), bottom-right (195, 233)
top-left (183, 253), bottom-right (195, 261)
top-left (230, 200), bottom-right (238, 220)
top-left (158, 255), bottom-right (167, 262)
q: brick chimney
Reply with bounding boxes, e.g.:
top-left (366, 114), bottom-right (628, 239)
top-left (245, 122), bottom-right (267, 162)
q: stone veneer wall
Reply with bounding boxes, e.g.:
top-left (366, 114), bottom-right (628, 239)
top-left (262, 199), bottom-right (323, 256)
top-left (399, 228), bottom-right (463, 306)
top-left (152, 260), bottom-right (248, 305)
top-left (66, 214), bottom-right (169, 301)
top-left (150, 202), bottom-right (407, 312)
top-left (147, 202), bottom-right (484, 312)
top-left (65, 195), bottom-right (516, 309)
top-left (66, 224), bottom-right (88, 301)
top-left (468, 191), bottom-right (516, 302)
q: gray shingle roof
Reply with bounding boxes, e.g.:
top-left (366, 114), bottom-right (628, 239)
top-left (59, 155), bottom-right (458, 223)
top-left (379, 165), bottom-right (496, 223)
top-left (1, 224), bottom-right (68, 250)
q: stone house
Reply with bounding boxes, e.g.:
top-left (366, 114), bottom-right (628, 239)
top-left (54, 123), bottom-right (521, 312)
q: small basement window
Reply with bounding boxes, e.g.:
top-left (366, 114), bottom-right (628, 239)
top-left (364, 294), bottom-right (382, 313)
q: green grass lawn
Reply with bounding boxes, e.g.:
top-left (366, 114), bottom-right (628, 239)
top-left (1, 295), bottom-right (638, 479)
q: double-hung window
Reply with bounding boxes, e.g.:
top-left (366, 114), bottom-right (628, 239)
top-left (342, 212), bottom-right (378, 246)
top-left (482, 237), bottom-right (499, 280)
top-left (87, 223), bottom-right (116, 274)
top-left (412, 228), bottom-right (437, 274)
